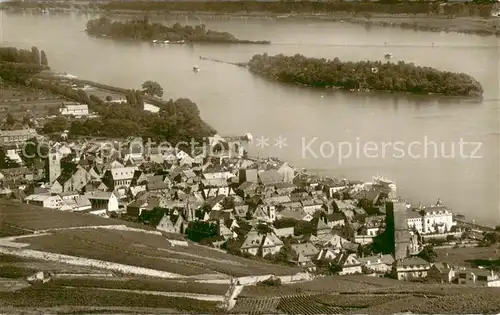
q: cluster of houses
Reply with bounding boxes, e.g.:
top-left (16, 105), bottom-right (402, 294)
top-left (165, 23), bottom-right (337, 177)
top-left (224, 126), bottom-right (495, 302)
top-left (0, 133), bottom-right (498, 286)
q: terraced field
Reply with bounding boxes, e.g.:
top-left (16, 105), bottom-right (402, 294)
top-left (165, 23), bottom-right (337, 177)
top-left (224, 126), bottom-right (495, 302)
top-left (20, 228), bottom-right (300, 277)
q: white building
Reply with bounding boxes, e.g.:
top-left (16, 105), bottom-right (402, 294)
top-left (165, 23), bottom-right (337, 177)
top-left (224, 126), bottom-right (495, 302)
top-left (25, 193), bottom-right (64, 209)
top-left (458, 269), bottom-right (500, 287)
top-left (406, 200), bottom-right (455, 235)
top-left (59, 103), bottom-right (89, 118)
top-left (85, 191), bottom-right (119, 212)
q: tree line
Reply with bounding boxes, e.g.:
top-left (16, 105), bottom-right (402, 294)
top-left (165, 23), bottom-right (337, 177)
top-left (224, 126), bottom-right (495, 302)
top-left (98, 1), bottom-right (495, 18)
top-left (86, 17), bottom-right (269, 44)
top-left (247, 53), bottom-right (484, 97)
top-left (37, 79), bottom-right (216, 143)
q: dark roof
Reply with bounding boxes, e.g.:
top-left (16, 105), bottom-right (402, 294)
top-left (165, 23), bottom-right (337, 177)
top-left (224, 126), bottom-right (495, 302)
top-left (147, 182), bottom-right (170, 191)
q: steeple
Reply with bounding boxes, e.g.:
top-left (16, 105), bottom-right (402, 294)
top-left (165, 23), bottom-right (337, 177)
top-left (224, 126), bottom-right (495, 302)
top-left (436, 198), bottom-right (442, 206)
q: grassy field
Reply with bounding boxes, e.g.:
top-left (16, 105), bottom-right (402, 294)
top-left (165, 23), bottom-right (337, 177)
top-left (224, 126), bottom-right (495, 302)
top-left (435, 245), bottom-right (500, 267)
top-left (0, 200), bottom-right (156, 233)
top-left (20, 228), bottom-right (301, 277)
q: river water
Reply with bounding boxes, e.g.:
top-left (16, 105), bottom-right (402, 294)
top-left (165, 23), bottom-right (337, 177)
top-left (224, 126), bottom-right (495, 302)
top-left (1, 11), bottom-right (499, 224)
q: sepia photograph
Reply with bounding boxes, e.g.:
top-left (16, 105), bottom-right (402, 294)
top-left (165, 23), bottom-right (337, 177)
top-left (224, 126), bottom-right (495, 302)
top-left (0, 0), bottom-right (499, 314)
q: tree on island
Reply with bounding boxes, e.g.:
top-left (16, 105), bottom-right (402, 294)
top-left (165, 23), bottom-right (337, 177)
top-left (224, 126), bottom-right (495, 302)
top-left (40, 50), bottom-right (48, 66)
top-left (31, 46), bottom-right (40, 65)
top-left (141, 80), bottom-right (163, 97)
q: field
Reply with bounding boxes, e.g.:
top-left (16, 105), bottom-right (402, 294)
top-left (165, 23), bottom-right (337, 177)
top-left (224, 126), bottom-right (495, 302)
top-left (0, 200), bottom-right (155, 233)
top-left (0, 284), bottom-right (221, 312)
top-left (19, 228), bottom-right (301, 277)
top-left (435, 245), bottom-right (500, 267)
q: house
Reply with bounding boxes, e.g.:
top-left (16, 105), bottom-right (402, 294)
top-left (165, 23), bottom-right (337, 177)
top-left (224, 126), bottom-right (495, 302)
top-left (358, 254), bottom-right (395, 275)
top-left (239, 229), bottom-right (283, 257)
top-left (236, 181), bottom-right (259, 199)
top-left (59, 196), bottom-right (92, 211)
top-left (59, 103), bottom-right (89, 117)
top-left (85, 191), bottom-right (119, 212)
top-left (126, 196), bottom-right (163, 217)
top-left (301, 199), bottom-right (324, 215)
top-left (24, 193), bottom-right (63, 209)
top-left (316, 247), bottom-right (341, 262)
top-left (325, 212), bottom-right (346, 228)
top-left (291, 243), bottom-right (319, 268)
top-left (102, 167), bottom-right (137, 191)
top-left (50, 165), bottom-right (91, 193)
top-left (238, 169), bottom-right (258, 184)
top-left (217, 219), bottom-right (237, 240)
top-left (334, 252), bottom-right (362, 275)
top-left (240, 228), bottom-right (264, 256)
top-left (261, 232), bottom-right (284, 257)
top-left (312, 217), bottom-right (331, 237)
top-left (157, 214), bottom-right (186, 234)
top-left (428, 262), bottom-right (456, 283)
top-left (322, 234), bottom-right (354, 250)
top-left (0, 128), bottom-right (38, 146)
top-left (205, 195), bottom-right (227, 211)
top-left (392, 257), bottom-right (431, 281)
top-left (458, 268), bottom-right (500, 287)
top-left (257, 170), bottom-right (283, 187)
top-left (277, 209), bottom-right (313, 222)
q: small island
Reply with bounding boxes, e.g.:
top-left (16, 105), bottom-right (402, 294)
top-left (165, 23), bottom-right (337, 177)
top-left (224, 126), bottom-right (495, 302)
top-left (247, 53), bottom-right (484, 97)
top-left (86, 17), bottom-right (270, 45)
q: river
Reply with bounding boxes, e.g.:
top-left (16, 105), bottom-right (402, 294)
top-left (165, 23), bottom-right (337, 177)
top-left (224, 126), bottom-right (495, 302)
top-left (1, 11), bottom-right (499, 225)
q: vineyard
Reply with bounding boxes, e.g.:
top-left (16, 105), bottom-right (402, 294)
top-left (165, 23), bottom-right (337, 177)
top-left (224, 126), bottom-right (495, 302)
top-left (233, 276), bottom-right (500, 315)
top-left (50, 277), bottom-right (229, 295)
top-left (278, 294), bottom-right (344, 314)
top-left (0, 284), bottom-right (220, 311)
top-left (21, 228), bottom-right (300, 277)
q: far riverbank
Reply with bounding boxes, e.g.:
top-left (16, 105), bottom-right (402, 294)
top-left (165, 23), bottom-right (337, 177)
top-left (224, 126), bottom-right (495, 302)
top-left (2, 5), bottom-right (500, 37)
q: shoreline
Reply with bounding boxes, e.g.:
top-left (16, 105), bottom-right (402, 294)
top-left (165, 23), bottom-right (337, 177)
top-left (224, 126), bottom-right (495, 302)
top-left (4, 7), bottom-right (500, 38)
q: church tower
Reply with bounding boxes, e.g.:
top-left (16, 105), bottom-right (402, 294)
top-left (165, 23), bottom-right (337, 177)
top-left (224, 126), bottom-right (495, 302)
top-left (47, 146), bottom-right (61, 185)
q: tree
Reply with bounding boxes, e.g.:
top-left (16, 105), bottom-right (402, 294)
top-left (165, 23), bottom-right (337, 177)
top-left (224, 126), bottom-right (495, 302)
top-left (105, 95), bottom-right (112, 102)
top-left (0, 147), bottom-right (20, 169)
top-left (141, 80), bottom-right (163, 97)
top-left (31, 46), bottom-right (40, 65)
top-left (418, 245), bottom-right (437, 263)
top-left (5, 112), bottom-right (15, 127)
top-left (256, 223), bottom-right (272, 235)
top-left (22, 137), bottom-right (48, 168)
top-left (221, 196), bottom-right (235, 210)
top-left (40, 50), bottom-right (48, 66)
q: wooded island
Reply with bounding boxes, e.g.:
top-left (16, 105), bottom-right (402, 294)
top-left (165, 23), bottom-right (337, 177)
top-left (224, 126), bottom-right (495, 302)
top-left (247, 54), bottom-right (483, 97)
